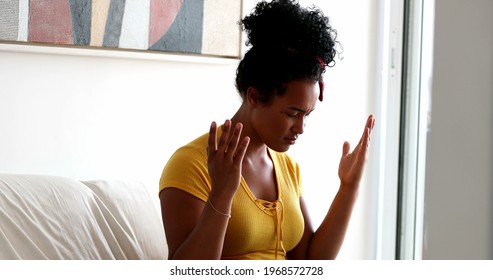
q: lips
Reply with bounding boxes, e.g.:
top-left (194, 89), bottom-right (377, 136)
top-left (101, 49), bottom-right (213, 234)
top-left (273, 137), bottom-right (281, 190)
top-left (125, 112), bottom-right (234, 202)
top-left (284, 136), bottom-right (298, 144)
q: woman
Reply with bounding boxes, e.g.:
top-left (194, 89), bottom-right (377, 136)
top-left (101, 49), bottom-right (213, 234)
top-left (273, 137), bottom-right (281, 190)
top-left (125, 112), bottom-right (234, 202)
top-left (159, 0), bottom-right (375, 260)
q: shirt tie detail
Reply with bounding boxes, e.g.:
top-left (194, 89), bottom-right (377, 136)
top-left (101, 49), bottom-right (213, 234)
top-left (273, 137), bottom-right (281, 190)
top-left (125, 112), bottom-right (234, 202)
top-left (257, 198), bottom-right (285, 258)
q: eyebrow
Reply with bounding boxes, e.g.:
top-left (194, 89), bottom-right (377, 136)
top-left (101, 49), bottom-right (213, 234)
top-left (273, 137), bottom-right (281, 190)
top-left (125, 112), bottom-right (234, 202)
top-left (288, 106), bottom-right (316, 114)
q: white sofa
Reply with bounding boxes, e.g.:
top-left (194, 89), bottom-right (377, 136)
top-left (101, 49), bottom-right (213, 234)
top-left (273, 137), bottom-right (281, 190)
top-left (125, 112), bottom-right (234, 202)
top-left (0, 173), bottom-right (168, 259)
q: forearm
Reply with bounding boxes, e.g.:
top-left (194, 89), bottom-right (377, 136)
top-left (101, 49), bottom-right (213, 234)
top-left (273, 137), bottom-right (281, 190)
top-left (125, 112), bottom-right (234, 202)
top-left (170, 119), bottom-right (248, 259)
top-left (307, 186), bottom-right (359, 259)
top-left (171, 200), bottom-right (231, 259)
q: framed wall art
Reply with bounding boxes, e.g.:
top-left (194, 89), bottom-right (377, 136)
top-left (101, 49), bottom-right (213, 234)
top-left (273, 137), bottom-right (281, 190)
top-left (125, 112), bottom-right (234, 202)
top-left (0, 0), bottom-right (243, 59)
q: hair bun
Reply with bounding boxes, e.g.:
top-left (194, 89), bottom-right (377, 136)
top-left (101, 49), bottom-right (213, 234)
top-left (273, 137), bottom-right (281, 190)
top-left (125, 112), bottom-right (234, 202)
top-left (240, 0), bottom-right (337, 62)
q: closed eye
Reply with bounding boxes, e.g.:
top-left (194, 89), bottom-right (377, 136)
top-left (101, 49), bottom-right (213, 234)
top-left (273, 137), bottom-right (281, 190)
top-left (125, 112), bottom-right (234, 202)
top-left (285, 107), bottom-right (315, 118)
top-left (286, 111), bottom-right (300, 117)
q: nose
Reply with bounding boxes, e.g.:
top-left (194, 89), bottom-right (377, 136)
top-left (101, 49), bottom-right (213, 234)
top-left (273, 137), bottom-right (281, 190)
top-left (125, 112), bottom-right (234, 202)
top-left (292, 116), bottom-right (305, 135)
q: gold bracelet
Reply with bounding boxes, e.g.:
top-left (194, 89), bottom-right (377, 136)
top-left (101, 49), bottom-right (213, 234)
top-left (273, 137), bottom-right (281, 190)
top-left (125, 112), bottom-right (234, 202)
top-left (207, 198), bottom-right (231, 218)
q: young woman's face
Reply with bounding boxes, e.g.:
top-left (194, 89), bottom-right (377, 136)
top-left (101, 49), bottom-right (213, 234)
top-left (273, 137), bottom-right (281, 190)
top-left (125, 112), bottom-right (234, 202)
top-left (253, 79), bottom-right (320, 152)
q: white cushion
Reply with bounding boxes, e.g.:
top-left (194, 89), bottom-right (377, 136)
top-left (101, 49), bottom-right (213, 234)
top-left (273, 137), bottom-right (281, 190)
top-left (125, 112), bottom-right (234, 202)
top-left (0, 174), bottom-right (168, 259)
top-left (82, 180), bottom-right (168, 259)
top-left (0, 174), bottom-right (116, 259)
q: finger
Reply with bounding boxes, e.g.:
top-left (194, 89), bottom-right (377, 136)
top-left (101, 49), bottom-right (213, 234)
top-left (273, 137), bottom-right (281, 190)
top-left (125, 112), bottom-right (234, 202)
top-left (357, 127), bottom-right (371, 160)
top-left (370, 115), bottom-right (376, 130)
top-left (208, 121), bottom-right (218, 156)
top-left (368, 115), bottom-right (375, 142)
top-left (234, 136), bottom-right (250, 165)
top-left (218, 119), bottom-right (231, 154)
top-left (226, 123), bottom-right (243, 158)
top-left (363, 127), bottom-right (370, 148)
top-left (366, 115), bottom-right (374, 129)
top-left (342, 141), bottom-right (350, 157)
top-left (364, 115), bottom-right (374, 146)
top-left (365, 115), bottom-right (375, 138)
top-left (358, 116), bottom-right (373, 147)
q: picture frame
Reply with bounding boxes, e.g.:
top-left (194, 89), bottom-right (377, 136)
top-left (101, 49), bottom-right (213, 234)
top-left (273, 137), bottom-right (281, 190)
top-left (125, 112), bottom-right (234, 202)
top-left (0, 0), bottom-right (243, 59)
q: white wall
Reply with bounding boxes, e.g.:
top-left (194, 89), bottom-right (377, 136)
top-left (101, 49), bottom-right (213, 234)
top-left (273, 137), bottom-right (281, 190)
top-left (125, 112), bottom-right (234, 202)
top-left (0, 46), bottom-right (241, 194)
top-left (0, 0), bottom-right (382, 259)
top-left (422, 0), bottom-right (493, 259)
top-left (291, 0), bottom-right (381, 259)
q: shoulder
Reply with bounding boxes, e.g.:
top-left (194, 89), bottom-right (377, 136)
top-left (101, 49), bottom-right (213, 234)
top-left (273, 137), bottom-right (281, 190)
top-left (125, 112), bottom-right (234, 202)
top-left (170, 132), bottom-right (209, 162)
top-left (269, 149), bottom-right (304, 197)
top-left (159, 132), bottom-right (211, 196)
top-left (269, 149), bottom-right (300, 174)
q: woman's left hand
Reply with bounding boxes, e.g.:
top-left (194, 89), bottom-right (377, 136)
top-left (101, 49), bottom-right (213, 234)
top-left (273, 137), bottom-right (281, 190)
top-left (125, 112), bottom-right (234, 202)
top-left (338, 115), bottom-right (375, 191)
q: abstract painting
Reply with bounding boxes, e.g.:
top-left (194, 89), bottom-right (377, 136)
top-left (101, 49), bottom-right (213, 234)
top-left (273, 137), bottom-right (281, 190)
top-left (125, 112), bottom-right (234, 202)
top-left (0, 0), bottom-right (243, 58)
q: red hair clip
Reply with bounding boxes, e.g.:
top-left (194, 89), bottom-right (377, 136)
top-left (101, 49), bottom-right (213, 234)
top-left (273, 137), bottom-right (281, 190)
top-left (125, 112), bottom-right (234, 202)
top-left (316, 56), bottom-right (325, 102)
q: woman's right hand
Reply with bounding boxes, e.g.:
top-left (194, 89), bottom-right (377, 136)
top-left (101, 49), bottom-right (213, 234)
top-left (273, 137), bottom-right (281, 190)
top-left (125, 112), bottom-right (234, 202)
top-left (207, 120), bottom-right (250, 204)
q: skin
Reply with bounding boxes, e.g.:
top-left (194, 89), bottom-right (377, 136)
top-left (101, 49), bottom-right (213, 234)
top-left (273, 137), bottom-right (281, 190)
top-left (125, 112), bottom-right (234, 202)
top-left (160, 78), bottom-right (375, 259)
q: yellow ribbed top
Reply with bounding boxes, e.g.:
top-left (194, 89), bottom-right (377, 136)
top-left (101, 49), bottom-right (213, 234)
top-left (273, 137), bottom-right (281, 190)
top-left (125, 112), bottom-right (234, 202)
top-left (159, 130), bottom-right (304, 260)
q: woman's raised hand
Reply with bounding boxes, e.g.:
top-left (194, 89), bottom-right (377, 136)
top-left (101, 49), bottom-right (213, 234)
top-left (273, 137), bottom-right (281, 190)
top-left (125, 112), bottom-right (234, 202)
top-left (207, 120), bottom-right (250, 200)
top-left (338, 115), bottom-right (375, 192)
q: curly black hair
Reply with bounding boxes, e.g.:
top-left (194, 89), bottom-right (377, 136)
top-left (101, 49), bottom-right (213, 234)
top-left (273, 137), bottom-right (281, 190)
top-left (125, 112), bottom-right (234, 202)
top-left (235, 0), bottom-right (339, 103)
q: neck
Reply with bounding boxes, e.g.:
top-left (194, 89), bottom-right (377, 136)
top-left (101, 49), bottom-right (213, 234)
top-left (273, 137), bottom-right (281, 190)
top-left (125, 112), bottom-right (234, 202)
top-left (230, 106), bottom-right (268, 161)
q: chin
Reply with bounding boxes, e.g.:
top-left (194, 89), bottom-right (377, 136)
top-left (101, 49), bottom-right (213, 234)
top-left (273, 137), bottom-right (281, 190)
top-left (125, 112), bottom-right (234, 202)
top-left (268, 144), bottom-right (291, 153)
